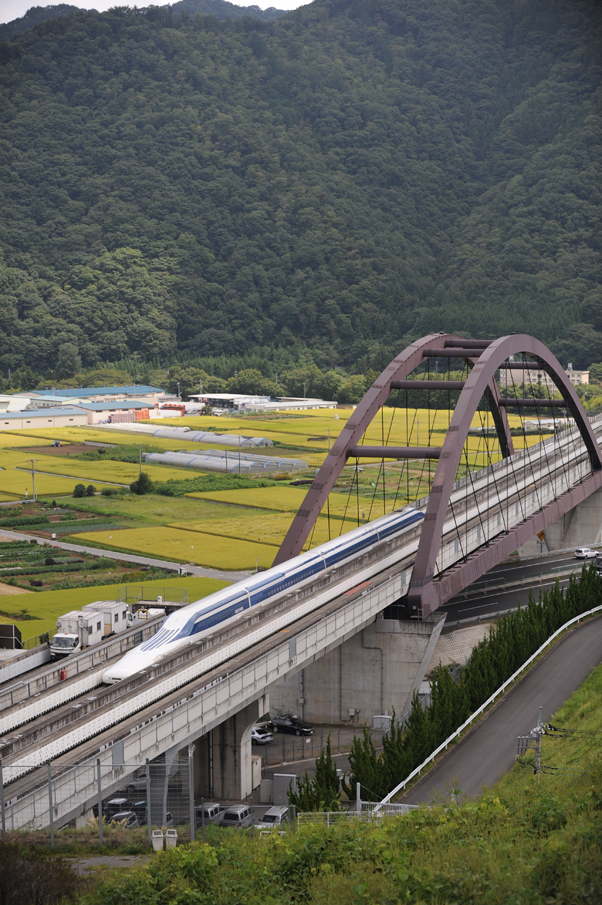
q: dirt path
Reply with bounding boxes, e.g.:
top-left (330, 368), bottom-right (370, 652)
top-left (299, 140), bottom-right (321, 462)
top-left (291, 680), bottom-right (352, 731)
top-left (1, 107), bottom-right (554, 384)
top-left (0, 582), bottom-right (32, 595)
top-left (69, 854), bottom-right (152, 875)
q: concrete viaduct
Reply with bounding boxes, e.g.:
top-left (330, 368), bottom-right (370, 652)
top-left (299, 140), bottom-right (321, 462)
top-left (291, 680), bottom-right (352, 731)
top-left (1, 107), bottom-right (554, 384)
top-left (2, 333), bottom-right (602, 830)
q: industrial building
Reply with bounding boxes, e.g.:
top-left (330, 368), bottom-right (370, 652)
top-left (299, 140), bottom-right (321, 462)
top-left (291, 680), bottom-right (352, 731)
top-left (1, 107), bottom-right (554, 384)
top-left (0, 407), bottom-right (89, 430)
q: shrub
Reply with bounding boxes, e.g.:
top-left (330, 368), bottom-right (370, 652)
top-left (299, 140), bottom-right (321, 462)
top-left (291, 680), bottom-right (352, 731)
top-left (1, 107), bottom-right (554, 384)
top-left (85, 484), bottom-right (96, 496)
top-left (73, 484), bottom-right (86, 498)
top-left (101, 488), bottom-right (115, 496)
top-left (129, 472), bottom-right (153, 495)
top-left (0, 840), bottom-right (81, 904)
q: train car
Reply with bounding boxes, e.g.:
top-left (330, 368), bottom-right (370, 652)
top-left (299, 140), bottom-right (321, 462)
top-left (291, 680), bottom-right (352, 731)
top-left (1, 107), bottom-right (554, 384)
top-left (101, 506), bottom-right (424, 683)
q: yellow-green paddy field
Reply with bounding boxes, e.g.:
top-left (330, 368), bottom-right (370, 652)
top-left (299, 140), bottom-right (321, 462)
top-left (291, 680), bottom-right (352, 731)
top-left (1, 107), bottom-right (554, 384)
top-left (0, 407), bottom-right (547, 637)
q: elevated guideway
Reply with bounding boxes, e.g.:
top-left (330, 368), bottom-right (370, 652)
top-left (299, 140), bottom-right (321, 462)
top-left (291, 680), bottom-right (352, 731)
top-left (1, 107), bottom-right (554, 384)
top-left (3, 410), bottom-right (602, 829)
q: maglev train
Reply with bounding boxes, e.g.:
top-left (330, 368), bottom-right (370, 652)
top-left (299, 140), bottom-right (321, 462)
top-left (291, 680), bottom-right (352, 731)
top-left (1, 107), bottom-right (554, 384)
top-left (101, 506), bottom-right (424, 684)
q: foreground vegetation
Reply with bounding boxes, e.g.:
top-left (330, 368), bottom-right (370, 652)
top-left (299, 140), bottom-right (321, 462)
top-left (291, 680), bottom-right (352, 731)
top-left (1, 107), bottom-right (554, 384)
top-left (76, 659), bottom-right (602, 904)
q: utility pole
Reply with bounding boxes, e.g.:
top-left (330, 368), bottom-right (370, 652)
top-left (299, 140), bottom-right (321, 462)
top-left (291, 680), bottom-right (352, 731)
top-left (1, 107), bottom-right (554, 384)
top-left (30, 459), bottom-right (36, 502)
top-left (517, 706), bottom-right (545, 780)
top-left (139, 444), bottom-right (142, 477)
top-left (535, 705), bottom-right (543, 779)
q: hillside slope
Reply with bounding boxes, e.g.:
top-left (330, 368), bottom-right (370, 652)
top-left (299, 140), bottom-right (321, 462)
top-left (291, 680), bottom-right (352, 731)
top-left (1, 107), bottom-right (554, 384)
top-left (0, 0), bottom-right (600, 375)
top-left (0, 0), bottom-right (285, 44)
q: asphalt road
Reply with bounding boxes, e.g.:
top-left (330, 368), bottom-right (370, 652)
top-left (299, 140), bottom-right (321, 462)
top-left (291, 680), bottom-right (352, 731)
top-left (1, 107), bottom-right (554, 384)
top-left (403, 614), bottom-right (602, 804)
top-left (439, 550), bottom-right (592, 624)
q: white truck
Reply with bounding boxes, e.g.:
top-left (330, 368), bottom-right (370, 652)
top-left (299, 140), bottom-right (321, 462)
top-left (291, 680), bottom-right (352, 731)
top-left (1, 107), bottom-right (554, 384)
top-left (51, 600), bottom-right (130, 661)
top-left (50, 601), bottom-right (166, 660)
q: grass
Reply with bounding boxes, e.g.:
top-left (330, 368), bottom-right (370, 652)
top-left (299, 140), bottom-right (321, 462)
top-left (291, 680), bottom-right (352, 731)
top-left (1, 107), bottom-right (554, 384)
top-left (8, 575), bottom-right (230, 640)
top-left (74, 526), bottom-right (279, 570)
top-left (60, 492), bottom-right (255, 527)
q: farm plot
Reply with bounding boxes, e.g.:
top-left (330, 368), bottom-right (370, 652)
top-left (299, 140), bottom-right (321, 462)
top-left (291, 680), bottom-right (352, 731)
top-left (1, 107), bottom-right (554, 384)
top-left (4, 455), bottom-right (208, 487)
top-left (185, 486), bottom-right (355, 515)
top-left (171, 512), bottom-right (360, 549)
top-left (74, 527), bottom-right (279, 570)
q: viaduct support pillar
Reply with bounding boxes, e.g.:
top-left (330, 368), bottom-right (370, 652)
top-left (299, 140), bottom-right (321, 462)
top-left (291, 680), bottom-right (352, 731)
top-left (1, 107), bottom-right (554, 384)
top-left (193, 694), bottom-right (269, 802)
top-left (518, 486), bottom-right (602, 556)
top-left (270, 614), bottom-right (445, 726)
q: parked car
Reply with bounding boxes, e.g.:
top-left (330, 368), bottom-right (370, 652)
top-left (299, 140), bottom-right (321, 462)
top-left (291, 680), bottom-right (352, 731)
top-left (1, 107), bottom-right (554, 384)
top-left (93, 797), bottom-right (134, 819)
top-left (252, 726), bottom-right (273, 745)
top-left (126, 774), bottom-right (148, 796)
top-left (221, 804), bottom-right (253, 828)
top-left (575, 547), bottom-right (597, 559)
top-left (255, 806), bottom-right (289, 828)
top-left (131, 800), bottom-right (148, 823)
top-left (109, 810), bottom-right (140, 828)
top-left (195, 802), bottom-right (223, 828)
top-left (270, 715), bottom-right (314, 736)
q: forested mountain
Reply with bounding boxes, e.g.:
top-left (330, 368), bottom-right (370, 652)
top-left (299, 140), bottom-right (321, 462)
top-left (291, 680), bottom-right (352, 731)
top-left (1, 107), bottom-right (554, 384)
top-left (0, 0), bottom-right (601, 381)
top-left (0, 5), bottom-right (83, 44)
top-left (170, 0), bottom-right (286, 22)
top-left (0, 1), bottom-right (285, 44)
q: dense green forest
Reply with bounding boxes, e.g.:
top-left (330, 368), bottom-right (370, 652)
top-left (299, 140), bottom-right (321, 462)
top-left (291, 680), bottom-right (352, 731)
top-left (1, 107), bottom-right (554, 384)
top-left (0, 0), bottom-right (285, 44)
top-left (0, 0), bottom-right (601, 381)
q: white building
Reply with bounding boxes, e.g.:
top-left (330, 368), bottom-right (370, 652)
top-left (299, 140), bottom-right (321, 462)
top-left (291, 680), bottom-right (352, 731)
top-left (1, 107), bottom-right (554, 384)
top-left (0, 407), bottom-right (88, 431)
top-left (189, 393), bottom-right (337, 413)
top-left (499, 363), bottom-right (589, 392)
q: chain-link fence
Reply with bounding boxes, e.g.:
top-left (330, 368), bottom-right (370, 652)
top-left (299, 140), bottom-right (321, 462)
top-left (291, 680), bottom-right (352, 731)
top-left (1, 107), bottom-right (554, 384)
top-left (0, 729), bottom-right (399, 851)
top-left (0, 751), bottom-right (198, 851)
top-left (297, 801), bottom-right (418, 826)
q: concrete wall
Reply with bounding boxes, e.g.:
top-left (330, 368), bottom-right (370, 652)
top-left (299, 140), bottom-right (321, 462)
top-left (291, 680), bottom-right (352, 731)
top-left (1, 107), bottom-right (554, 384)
top-left (518, 486), bottom-right (602, 556)
top-left (270, 615), bottom-right (445, 726)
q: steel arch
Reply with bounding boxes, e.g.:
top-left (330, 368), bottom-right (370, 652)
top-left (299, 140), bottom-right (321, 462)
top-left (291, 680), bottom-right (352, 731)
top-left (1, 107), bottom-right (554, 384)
top-left (407, 333), bottom-right (602, 617)
top-left (273, 332), bottom-right (513, 566)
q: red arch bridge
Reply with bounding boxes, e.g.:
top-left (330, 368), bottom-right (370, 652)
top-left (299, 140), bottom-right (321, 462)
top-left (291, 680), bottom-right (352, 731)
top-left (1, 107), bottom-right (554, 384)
top-left (276, 331), bottom-right (602, 617)
top-left (3, 332), bottom-right (602, 830)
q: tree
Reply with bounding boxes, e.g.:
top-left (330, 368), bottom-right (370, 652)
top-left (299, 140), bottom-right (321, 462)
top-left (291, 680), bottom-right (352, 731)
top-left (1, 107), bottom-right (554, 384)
top-left (85, 484), bottom-right (96, 496)
top-left (12, 366), bottom-right (38, 391)
top-left (337, 375), bottom-right (367, 405)
top-left (343, 727), bottom-right (388, 802)
top-left (130, 472), bottom-right (153, 495)
top-left (73, 484), bottom-right (86, 498)
top-left (56, 343), bottom-right (82, 379)
top-left (227, 369), bottom-right (279, 397)
top-left (288, 736), bottom-right (341, 812)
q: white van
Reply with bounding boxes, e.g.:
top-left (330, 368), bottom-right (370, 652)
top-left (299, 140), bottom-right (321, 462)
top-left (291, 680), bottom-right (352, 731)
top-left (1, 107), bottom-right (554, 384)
top-left (256, 806), bottom-right (289, 828)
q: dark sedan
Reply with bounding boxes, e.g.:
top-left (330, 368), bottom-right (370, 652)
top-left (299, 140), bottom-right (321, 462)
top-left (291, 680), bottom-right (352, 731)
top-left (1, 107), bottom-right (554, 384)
top-left (269, 715), bottom-right (314, 736)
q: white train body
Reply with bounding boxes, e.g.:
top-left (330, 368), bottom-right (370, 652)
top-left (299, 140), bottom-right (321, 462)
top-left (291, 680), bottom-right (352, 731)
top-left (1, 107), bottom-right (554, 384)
top-left (101, 507), bottom-right (424, 684)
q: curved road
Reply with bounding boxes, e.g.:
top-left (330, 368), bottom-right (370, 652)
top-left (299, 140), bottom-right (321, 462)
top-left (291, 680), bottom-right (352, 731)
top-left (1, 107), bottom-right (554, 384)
top-left (403, 614), bottom-right (602, 804)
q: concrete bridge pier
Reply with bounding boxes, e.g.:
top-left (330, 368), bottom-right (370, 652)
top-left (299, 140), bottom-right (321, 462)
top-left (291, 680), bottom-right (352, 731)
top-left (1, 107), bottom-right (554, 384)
top-left (193, 694), bottom-right (269, 802)
top-left (147, 744), bottom-right (180, 827)
top-left (518, 486), bottom-right (602, 556)
top-left (270, 613), bottom-right (445, 726)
